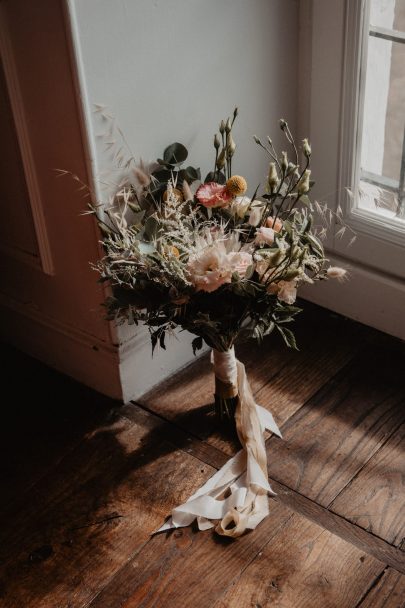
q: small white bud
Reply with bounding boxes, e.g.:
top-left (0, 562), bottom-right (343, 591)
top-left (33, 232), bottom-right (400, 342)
top-left (302, 138), bottom-right (312, 158)
top-left (281, 151), bottom-right (288, 172)
top-left (326, 266), bottom-right (347, 281)
top-left (297, 169), bottom-right (311, 195)
top-left (268, 162), bottom-right (279, 191)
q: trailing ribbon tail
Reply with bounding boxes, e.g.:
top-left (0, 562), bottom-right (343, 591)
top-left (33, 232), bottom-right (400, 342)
top-left (155, 349), bottom-right (282, 538)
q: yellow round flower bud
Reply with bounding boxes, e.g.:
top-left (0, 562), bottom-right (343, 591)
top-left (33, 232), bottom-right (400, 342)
top-left (226, 175), bottom-right (247, 197)
top-left (163, 188), bottom-right (183, 203)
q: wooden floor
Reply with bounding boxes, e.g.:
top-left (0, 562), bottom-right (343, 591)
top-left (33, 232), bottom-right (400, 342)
top-left (1, 303), bottom-right (405, 608)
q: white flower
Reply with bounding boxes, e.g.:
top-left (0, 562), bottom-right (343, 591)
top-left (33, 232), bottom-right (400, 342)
top-left (187, 242), bottom-right (252, 293)
top-left (231, 196), bottom-right (251, 219)
top-left (255, 226), bottom-right (275, 246)
top-left (327, 266), bottom-right (347, 281)
top-left (248, 203), bottom-right (263, 226)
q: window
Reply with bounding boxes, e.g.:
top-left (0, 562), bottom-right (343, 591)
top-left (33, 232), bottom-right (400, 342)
top-left (358, 0), bottom-right (405, 220)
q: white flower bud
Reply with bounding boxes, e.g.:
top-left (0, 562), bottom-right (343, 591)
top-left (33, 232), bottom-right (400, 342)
top-left (281, 151), bottom-right (288, 172)
top-left (297, 169), bottom-right (311, 195)
top-left (216, 148), bottom-right (226, 169)
top-left (268, 162), bottom-right (279, 192)
top-left (302, 138), bottom-right (312, 158)
top-left (326, 266), bottom-right (347, 281)
top-left (226, 134), bottom-right (236, 158)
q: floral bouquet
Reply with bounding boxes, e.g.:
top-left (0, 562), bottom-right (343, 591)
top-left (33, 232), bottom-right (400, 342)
top-left (86, 108), bottom-right (347, 537)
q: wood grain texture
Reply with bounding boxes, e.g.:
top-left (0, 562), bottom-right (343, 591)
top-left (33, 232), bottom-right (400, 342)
top-left (357, 568), bottom-right (405, 608)
top-left (137, 306), bottom-right (360, 456)
top-left (330, 424), bottom-right (405, 547)
top-left (0, 406), bottom-right (214, 608)
top-left (88, 502), bottom-right (292, 608)
top-left (0, 345), bottom-right (118, 517)
top-left (269, 482), bottom-right (405, 574)
top-left (213, 512), bottom-right (384, 608)
top-left (265, 349), bottom-right (405, 507)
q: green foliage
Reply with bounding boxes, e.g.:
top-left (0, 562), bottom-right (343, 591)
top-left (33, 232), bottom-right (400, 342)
top-left (86, 110), bottom-right (344, 357)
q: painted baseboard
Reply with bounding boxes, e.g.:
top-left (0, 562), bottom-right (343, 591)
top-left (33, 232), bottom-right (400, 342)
top-left (0, 293), bottom-right (122, 399)
top-left (0, 292), bottom-right (207, 402)
top-left (300, 254), bottom-right (405, 342)
top-left (117, 323), bottom-right (208, 403)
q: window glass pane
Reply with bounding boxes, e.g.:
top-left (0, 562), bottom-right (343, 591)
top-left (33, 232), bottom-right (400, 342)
top-left (358, 0), bottom-right (405, 219)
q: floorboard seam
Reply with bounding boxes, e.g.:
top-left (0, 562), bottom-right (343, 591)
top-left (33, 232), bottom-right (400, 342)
top-left (131, 399), bottom-right (405, 573)
top-left (353, 565), bottom-right (389, 608)
top-left (328, 418), bottom-right (405, 513)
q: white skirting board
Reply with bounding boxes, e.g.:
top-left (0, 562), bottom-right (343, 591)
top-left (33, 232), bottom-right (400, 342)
top-left (300, 254), bottom-right (405, 343)
top-left (0, 294), bottom-right (122, 399)
top-left (0, 292), bottom-right (206, 402)
top-left (118, 324), bottom-right (208, 403)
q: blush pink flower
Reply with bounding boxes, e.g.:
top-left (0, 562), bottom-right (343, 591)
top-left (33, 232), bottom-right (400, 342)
top-left (266, 216), bottom-right (283, 232)
top-left (228, 251), bottom-right (252, 278)
top-left (268, 279), bottom-right (297, 304)
top-left (196, 182), bottom-right (232, 208)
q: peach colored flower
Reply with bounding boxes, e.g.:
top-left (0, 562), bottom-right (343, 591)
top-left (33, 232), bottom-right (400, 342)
top-left (255, 226), bottom-right (275, 246)
top-left (196, 182), bottom-right (232, 208)
top-left (268, 279), bottom-right (297, 304)
top-left (266, 216), bottom-right (283, 232)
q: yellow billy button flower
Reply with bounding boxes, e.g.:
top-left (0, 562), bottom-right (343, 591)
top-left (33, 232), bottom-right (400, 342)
top-left (226, 175), bottom-right (247, 197)
top-left (163, 188), bottom-right (183, 203)
top-left (163, 245), bottom-right (180, 258)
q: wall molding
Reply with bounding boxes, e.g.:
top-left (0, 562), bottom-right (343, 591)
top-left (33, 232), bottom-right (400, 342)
top-left (0, 6), bottom-right (54, 275)
top-left (0, 291), bottom-right (122, 398)
top-left (300, 253), bottom-right (405, 342)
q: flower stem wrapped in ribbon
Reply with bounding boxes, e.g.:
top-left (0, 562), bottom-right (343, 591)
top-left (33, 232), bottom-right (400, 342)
top-left (84, 108), bottom-right (351, 537)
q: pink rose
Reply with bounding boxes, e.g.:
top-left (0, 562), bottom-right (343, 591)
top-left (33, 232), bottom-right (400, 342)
top-left (266, 216), bottom-right (283, 232)
top-left (196, 182), bottom-right (232, 208)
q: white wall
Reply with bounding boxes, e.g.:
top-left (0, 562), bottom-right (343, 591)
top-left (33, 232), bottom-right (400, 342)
top-left (68, 0), bottom-right (299, 400)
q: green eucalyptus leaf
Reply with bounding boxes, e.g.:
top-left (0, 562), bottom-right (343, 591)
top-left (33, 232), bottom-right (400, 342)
top-left (185, 166), bottom-right (201, 182)
top-left (163, 142), bottom-right (188, 165)
top-left (276, 325), bottom-right (298, 350)
top-left (192, 336), bottom-right (204, 355)
top-left (144, 216), bottom-right (159, 241)
top-left (204, 171), bottom-right (226, 184)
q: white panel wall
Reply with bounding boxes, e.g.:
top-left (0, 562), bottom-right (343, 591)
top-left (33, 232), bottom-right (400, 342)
top-left (68, 0), bottom-right (299, 400)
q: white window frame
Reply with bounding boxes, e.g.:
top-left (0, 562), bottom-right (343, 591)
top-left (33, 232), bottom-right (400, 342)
top-left (338, 0), bottom-right (405, 249)
top-left (298, 0), bottom-right (405, 340)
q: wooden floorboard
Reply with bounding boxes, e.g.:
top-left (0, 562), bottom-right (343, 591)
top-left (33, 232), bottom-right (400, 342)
top-left (0, 406), bottom-right (215, 608)
top-left (356, 567), bottom-right (405, 608)
top-left (330, 423), bottom-right (405, 547)
top-left (212, 512), bottom-right (385, 608)
top-left (1, 304), bottom-right (404, 607)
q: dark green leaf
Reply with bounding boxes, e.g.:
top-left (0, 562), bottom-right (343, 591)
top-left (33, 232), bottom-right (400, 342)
top-left (276, 325), bottom-right (298, 350)
top-left (163, 142), bottom-right (188, 165)
top-left (192, 336), bottom-right (204, 355)
top-left (204, 171), bottom-right (226, 184)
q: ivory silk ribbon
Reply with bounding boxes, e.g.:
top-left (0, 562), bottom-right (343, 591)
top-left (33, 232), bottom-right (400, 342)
top-left (155, 347), bottom-right (282, 538)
